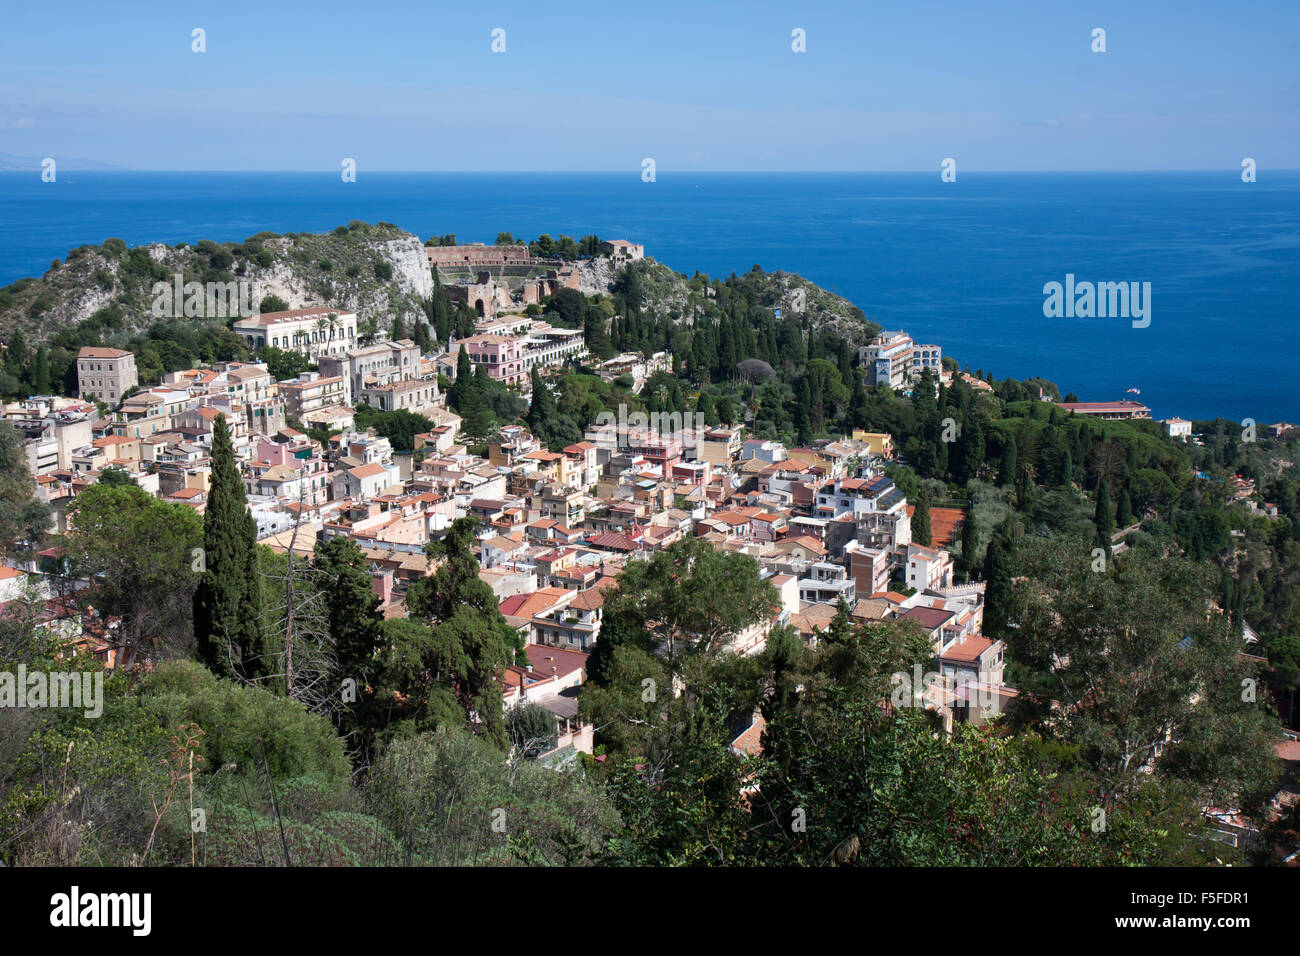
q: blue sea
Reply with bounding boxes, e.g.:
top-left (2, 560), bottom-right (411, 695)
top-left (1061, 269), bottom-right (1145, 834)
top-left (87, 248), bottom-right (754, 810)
top-left (1, 171), bottom-right (1296, 423)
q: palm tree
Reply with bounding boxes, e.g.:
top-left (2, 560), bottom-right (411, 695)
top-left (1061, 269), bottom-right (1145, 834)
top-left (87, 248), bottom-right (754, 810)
top-left (313, 317), bottom-right (330, 353)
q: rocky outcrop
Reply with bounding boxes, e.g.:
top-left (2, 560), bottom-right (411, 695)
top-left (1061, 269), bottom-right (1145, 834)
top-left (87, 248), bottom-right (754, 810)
top-left (0, 224), bottom-right (435, 345)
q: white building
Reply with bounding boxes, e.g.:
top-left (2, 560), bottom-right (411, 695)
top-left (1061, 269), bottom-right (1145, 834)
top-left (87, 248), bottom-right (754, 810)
top-left (858, 330), bottom-right (942, 389)
top-left (233, 308), bottom-right (359, 360)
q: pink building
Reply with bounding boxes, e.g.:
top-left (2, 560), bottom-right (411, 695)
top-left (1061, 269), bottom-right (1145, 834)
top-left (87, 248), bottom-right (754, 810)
top-left (458, 336), bottom-right (525, 387)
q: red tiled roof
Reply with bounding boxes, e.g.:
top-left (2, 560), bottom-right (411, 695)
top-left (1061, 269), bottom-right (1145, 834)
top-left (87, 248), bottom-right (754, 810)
top-left (524, 644), bottom-right (588, 678)
top-left (900, 606), bottom-right (955, 630)
top-left (940, 635), bottom-right (997, 663)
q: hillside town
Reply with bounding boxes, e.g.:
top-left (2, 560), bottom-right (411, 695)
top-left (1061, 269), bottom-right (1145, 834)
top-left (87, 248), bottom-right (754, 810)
top-left (3, 239), bottom-right (1298, 867)
top-left (2, 244), bottom-right (1025, 769)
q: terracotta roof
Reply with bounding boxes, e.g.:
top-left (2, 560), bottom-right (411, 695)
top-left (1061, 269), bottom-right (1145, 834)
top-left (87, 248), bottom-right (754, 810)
top-left (588, 532), bottom-right (637, 552)
top-left (940, 635), bottom-right (998, 663)
top-left (570, 587), bottom-right (605, 611)
top-left (524, 644), bottom-right (588, 679)
top-left (900, 606), bottom-right (955, 630)
top-left (500, 587), bottom-right (572, 619)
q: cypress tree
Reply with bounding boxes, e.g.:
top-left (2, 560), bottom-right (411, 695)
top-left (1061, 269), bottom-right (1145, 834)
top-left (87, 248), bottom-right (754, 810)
top-left (959, 415), bottom-right (985, 484)
top-left (825, 597), bottom-right (855, 646)
top-left (998, 435), bottom-right (1018, 487)
top-left (1058, 449), bottom-right (1074, 488)
top-left (452, 346), bottom-right (473, 411)
top-left (795, 379), bottom-right (812, 444)
top-left (716, 395), bottom-right (736, 425)
top-left (696, 390), bottom-right (717, 424)
top-left (1015, 464), bottom-right (1035, 512)
top-left (1116, 486), bottom-right (1134, 527)
top-left (526, 368), bottom-right (559, 446)
top-left (912, 488), bottom-right (932, 547)
top-left (983, 535), bottom-right (1012, 638)
top-left (459, 365), bottom-right (494, 438)
top-left (1094, 479), bottom-right (1114, 557)
top-left (194, 414), bottom-right (265, 680)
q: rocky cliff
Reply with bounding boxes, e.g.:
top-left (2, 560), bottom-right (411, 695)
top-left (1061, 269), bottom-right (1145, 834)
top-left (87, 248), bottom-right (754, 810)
top-left (0, 222), bottom-right (433, 346)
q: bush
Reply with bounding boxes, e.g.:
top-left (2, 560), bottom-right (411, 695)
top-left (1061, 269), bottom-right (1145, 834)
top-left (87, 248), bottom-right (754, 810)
top-left (134, 661), bottom-right (351, 790)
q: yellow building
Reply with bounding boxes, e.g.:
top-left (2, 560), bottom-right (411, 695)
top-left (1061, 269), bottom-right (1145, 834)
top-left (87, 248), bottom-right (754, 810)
top-left (851, 430), bottom-right (895, 458)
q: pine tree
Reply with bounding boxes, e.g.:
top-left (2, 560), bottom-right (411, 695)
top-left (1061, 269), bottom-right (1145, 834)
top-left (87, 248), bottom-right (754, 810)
top-left (1094, 479), bottom-right (1114, 557)
top-left (912, 488), bottom-right (932, 547)
top-left (194, 414), bottom-right (265, 680)
top-left (313, 537), bottom-right (382, 679)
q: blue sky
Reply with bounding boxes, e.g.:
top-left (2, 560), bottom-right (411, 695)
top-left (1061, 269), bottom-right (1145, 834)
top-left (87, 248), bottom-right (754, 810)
top-left (1, 0), bottom-right (1296, 171)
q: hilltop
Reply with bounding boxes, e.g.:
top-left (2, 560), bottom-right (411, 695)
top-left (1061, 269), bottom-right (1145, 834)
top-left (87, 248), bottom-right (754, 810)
top-left (0, 223), bottom-right (878, 353)
top-left (0, 222), bottom-right (433, 347)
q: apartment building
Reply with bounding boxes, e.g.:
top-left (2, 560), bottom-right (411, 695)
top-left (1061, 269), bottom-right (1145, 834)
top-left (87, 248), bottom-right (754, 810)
top-left (359, 378), bottom-right (438, 414)
top-left (279, 372), bottom-right (346, 418)
top-left (797, 562), bottom-right (857, 605)
top-left (6, 403), bottom-right (93, 475)
top-left (76, 347), bottom-right (138, 405)
top-left (318, 339), bottom-right (421, 405)
top-left (905, 543), bottom-right (954, 592)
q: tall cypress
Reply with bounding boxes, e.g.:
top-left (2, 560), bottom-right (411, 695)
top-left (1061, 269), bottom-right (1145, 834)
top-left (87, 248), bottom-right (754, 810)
top-left (912, 488), bottom-right (932, 547)
top-left (194, 414), bottom-right (265, 679)
top-left (1094, 479), bottom-right (1114, 557)
top-left (1058, 449), bottom-right (1074, 488)
top-left (526, 368), bottom-right (558, 446)
top-left (998, 435), bottom-right (1018, 488)
top-left (983, 535), bottom-right (1012, 638)
top-left (1116, 486), bottom-right (1134, 527)
top-left (452, 346), bottom-right (473, 411)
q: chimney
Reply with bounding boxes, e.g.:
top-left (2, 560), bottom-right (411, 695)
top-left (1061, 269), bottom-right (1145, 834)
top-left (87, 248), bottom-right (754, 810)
top-left (371, 569), bottom-right (393, 604)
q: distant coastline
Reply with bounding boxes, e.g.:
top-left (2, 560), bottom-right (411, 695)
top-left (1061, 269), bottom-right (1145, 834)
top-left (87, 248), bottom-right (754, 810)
top-left (1, 171), bottom-right (1296, 422)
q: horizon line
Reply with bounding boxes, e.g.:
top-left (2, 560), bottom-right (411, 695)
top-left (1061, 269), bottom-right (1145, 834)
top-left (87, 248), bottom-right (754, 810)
top-left (5, 168), bottom-right (1298, 175)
